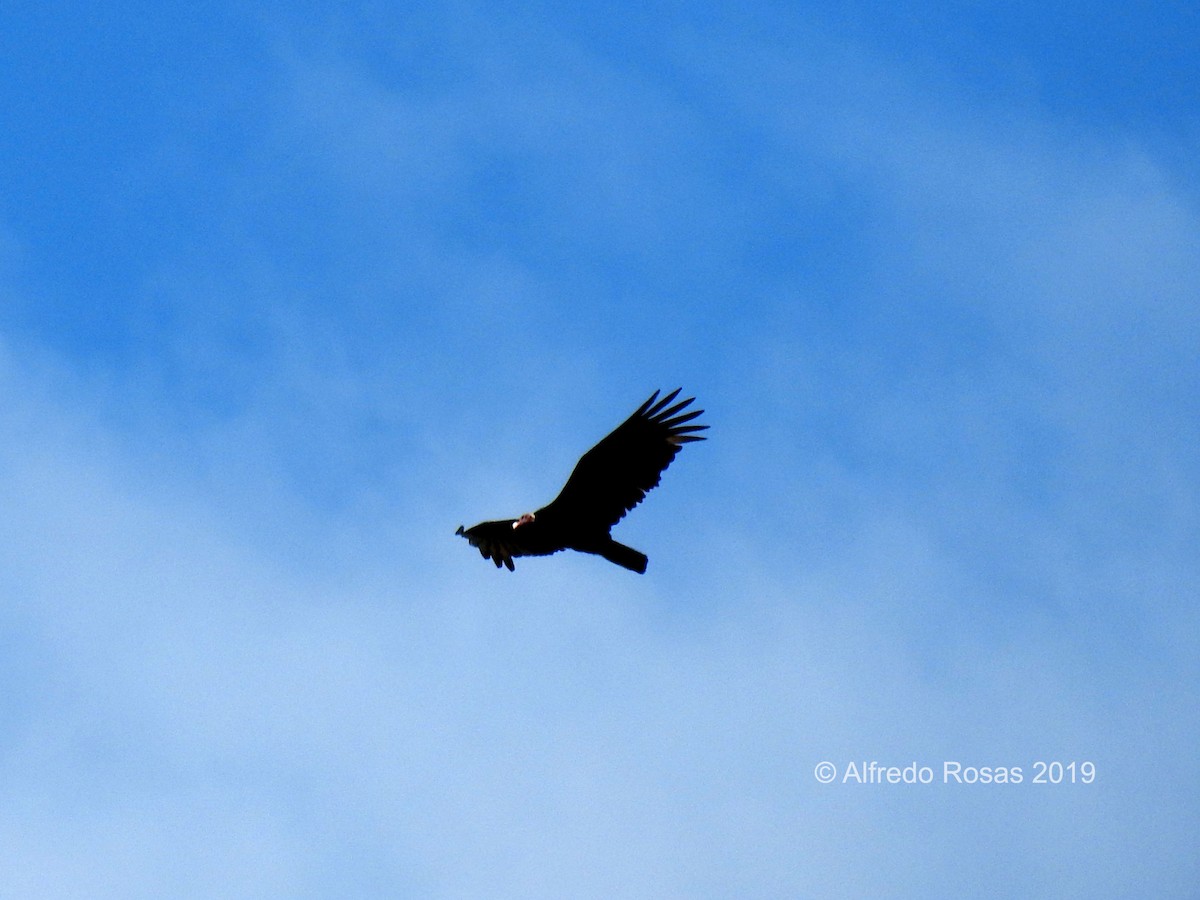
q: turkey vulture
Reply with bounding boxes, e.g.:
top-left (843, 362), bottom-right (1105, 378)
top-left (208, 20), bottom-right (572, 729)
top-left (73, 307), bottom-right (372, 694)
top-left (456, 388), bottom-right (707, 573)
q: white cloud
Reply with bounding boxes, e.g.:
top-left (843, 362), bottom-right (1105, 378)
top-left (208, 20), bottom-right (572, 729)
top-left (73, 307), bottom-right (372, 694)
top-left (3, 335), bottom-right (1195, 897)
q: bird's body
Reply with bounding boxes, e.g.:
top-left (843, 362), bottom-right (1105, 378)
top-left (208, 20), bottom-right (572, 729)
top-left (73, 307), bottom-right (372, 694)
top-left (455, 388), bottom-right (707, 573)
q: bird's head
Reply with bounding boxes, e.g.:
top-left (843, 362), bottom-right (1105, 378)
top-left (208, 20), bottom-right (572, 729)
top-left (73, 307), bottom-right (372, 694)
top-left (512, 512), bottom-right (536, 529)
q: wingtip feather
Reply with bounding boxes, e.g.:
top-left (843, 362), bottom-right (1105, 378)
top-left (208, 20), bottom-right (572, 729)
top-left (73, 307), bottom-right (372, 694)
top-left (634, 390), bottom-right (661, 417)
top-left (646, 387), bottom-right (683, 417)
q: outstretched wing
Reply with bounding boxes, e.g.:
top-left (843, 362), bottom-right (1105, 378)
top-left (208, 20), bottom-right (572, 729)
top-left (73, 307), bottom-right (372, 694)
top-left (540, 388), bottom-right (707, 530)
top-left (455, 521), bottom-right (520, 571)
top-left (456, 519), bottom-right (566, 571)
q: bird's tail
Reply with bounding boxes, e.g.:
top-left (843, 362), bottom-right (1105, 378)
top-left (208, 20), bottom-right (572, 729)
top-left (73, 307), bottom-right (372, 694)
top-left (599, 539), bottom-right (648, 574)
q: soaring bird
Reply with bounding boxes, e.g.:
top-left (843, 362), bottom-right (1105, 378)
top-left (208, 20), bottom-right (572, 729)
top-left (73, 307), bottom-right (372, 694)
top-left (456, 388), bottom-right (707, 573)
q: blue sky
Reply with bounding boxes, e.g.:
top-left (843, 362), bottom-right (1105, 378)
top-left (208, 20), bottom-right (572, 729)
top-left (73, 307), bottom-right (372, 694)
top-left (2, 3), bottom-right (1198, 897)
